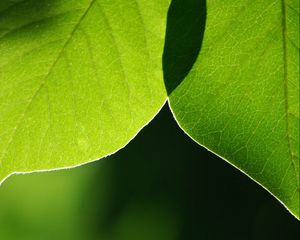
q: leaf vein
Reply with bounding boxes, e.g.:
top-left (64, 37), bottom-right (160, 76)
top-left (0, 0), bottom-right (96, 166)
top-left (281, 0), bottom-right (299, 187)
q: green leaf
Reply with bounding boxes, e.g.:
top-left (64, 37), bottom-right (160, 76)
top-left (168, 0), bottom-right (299, 218)
top-left (0, 0), bottom-right (170, 182)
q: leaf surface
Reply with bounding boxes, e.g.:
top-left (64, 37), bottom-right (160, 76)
top-left (168, 0), bottom-right (299, 218)
top-left (0, 0), bottom-right (170, 182)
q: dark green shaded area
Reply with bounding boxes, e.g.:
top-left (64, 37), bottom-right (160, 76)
top-left (163, 0), bottom-right (206, 94)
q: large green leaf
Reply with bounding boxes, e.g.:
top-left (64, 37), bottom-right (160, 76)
top-left (168, 0), bottom-right (299, 218)
top-left (0, 0), bottom-right (170, 183)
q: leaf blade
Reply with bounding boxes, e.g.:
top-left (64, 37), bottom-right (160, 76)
top-left (0, 0), bottom-right (170, 182)
top-left (168, 0), bottom-right (299, 218)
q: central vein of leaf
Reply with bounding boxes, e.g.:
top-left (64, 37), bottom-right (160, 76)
top-left (0, 0), bottom-right (96, 166)
top-left (280, 0), bottom-right (299, 187)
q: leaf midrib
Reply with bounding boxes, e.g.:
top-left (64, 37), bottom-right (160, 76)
top-left (281, 0), bottom-right (299, 188)
top-left (0, 0), bottom-right (96, 165)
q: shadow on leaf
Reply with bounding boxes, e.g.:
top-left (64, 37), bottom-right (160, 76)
top-left (163, 0), bottom-right (206, 95)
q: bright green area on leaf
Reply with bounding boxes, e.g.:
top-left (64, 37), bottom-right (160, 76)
top-left (0, 0), bottom-right (170, 181)
top-left (168, 0), bottom-right (299, 218)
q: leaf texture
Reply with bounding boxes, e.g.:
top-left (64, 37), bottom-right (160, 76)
top-left (0, 0), bottom-right (170, 182)
top-left (168, 0), bottom-right (299, 218)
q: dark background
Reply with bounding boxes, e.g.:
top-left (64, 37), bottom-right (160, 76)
top-left (0, 105), bottom-right (299, 240)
